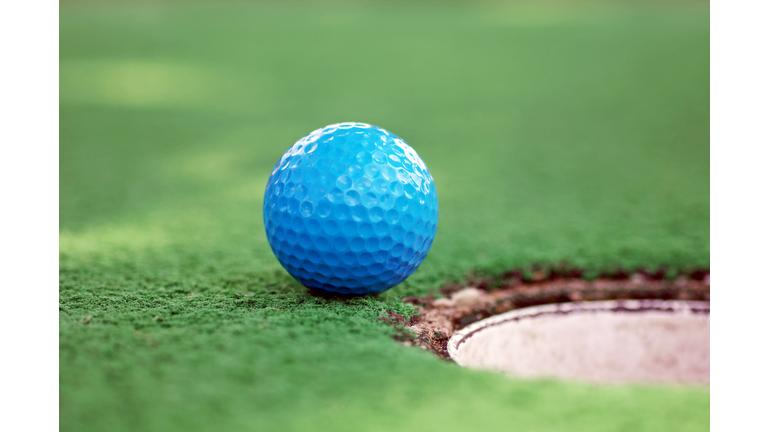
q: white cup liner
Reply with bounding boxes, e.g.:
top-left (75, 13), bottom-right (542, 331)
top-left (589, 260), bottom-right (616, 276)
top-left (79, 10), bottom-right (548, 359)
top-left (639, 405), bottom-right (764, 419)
top-left (447, 300), bottom-right (710, 384)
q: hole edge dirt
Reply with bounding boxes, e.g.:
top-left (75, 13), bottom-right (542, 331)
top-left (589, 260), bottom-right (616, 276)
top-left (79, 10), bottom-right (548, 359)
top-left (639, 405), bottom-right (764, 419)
top-left (385, 268), bottom-right (710, 360)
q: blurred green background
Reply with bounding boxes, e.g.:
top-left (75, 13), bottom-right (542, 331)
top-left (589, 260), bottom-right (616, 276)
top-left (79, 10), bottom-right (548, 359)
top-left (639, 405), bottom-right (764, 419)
top-left (60, 1), bottom-right (709, 431)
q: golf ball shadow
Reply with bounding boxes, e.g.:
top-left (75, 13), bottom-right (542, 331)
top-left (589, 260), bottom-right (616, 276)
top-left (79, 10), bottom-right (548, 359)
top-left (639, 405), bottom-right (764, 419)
top-left (263, 123), bottom-right (438, 295)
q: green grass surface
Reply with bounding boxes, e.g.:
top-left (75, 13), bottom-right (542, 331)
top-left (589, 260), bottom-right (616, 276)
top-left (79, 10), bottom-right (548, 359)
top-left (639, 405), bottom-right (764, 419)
top-left (60, 1), bottom-right (710, 431)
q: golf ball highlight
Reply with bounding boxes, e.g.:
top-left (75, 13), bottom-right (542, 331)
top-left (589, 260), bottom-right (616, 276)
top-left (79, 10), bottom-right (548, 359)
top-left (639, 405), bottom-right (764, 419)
top-left (263, 123), bottom-right (438, 295)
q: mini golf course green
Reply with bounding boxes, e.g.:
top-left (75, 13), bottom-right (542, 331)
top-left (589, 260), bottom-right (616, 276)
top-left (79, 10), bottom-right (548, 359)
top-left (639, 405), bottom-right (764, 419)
top-left (60, 1), bottom-right (709, 431)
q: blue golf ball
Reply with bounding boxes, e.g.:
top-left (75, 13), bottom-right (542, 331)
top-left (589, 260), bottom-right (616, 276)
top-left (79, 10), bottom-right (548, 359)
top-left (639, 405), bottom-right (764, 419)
top-left (263, 123), bottom-right (439, 295)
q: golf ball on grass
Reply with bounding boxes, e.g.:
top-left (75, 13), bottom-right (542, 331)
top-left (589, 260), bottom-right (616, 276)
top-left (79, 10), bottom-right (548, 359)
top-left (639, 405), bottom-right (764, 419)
top-left (263, 123), bottom-right (438, 295)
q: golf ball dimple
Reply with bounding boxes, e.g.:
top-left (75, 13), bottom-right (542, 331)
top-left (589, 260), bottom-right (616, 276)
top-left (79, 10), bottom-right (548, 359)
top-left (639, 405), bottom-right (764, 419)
top-left (263, 122), bottom-right (438, 295)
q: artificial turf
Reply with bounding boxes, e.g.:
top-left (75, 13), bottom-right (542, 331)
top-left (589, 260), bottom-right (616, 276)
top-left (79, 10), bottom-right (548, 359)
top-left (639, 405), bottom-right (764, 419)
top-left (60, 1), bottom-right (710, 431)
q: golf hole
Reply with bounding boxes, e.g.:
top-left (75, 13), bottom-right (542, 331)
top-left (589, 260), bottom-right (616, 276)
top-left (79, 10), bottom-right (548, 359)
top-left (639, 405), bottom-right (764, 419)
top-left (447, 300), bottom-right (709, 385)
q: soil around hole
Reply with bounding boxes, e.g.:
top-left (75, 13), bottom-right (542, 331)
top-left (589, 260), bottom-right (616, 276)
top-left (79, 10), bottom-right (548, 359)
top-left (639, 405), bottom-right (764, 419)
top-left (390, 269), bottom-right (710, 360)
